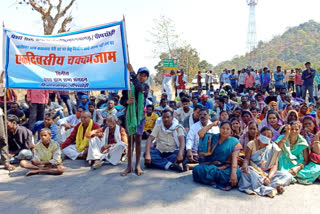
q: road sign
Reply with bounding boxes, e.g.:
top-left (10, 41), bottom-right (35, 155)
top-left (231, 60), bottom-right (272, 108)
top-left (163, 59), bottom-right (178, 70)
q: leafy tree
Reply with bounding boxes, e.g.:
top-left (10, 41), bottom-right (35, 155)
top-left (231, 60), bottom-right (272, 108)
top-left (148, 15), bottom-right (180, 57)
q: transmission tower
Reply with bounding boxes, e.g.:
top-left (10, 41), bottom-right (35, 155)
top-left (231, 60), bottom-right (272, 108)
top-left (246, 0), bottom-right (258, 53)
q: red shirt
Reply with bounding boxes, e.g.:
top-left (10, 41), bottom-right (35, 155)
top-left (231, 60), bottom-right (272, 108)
top-left (197, 74), bottom-right (202, 84)
top-left (177, 75), bottom-right (186, 89)
top-left (60, 121), bottom-right (100, 149)
top-left (295, 74), bottom-right (302, 85)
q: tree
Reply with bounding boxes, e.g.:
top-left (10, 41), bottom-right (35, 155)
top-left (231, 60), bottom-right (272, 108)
top-left (17, 0), bottom-right (76, 35)
top-left (148, 15), bottom-right (180, 57)
top-left (153, 44), bottom-right (201, 83)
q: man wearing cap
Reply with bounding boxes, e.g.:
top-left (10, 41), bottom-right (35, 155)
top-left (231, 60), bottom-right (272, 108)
top-left (302, 62), bottom-right (316, 103)
top-left (198, 94), bottom-right (212, 110)
top-left (120, 64), bottom-right (150, 176)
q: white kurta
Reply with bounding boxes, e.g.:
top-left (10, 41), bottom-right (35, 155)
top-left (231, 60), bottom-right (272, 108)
top-left (86, 125), bottom-right (127, 165)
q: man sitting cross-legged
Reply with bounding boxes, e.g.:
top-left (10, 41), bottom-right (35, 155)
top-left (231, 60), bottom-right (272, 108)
top-left (20, 128), bottom-right (65, 176)
top-left (60, 111), bottom-right (100, 160)
top-left (86, 115), bottom-right (128, 169)
top-left (56, 106), bottom-right (84, 144)
top-left (144, 109), bottom-right (185, 172)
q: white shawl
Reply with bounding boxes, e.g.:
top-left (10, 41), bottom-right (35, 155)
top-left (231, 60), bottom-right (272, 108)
top-left (104, 125), bottom-right (121, 145)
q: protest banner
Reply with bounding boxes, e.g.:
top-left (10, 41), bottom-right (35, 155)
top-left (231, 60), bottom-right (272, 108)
top-left (2, 21), bottom-right (129, 90)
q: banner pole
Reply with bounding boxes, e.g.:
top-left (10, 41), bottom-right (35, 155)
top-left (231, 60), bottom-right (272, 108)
top-left (123, 15), bottom-right (134, 173)
top-left (123, 15), bottom-right (130, 64)
top-left (4, 87), bottom-right (7, 139)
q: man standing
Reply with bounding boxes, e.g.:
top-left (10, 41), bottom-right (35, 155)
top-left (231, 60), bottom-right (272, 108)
top-left (121, 64), bottom-right (150, 176)
top-left (176, 69), bottom-right (187, 98)
top-left (27, 89), bottom-right (49, 129)
top-left (302, 62), bottom-right (316, 103)
top-left (57, 91), bottom-right (73, 116)
top-left (162, 70), bottom-right (174, 101)
top-left (274, 66), bottom-right (285, 92)
top-left (238, 69), bottom-right (246, 93)
top-left (244, 69), bottom-right (255, 91)
top-left (260, 67), bottom-right (271, 91)
top-left (205, 71), bottom-right (213, 91)
top-left (219, 69), bottom-right (226, 89)
top-left (229, 69), bottom-right (238, 91)
top-left (197, 71), bottom-right (202, 90)
top-left (224, 70), bottom-right (231, 85)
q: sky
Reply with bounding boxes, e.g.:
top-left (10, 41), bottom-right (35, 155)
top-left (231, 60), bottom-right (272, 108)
top-left (1, 0), bottom-right (320, 75)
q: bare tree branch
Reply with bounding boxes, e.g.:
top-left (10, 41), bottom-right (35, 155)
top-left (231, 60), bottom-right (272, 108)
top-left (29, 0), bottom-right (46, 16)
top-left (58, 16), bottom-right (73, 33)
top-left (26, 0), bottom-right (76, 35)
top-left (56, 0), bottom-right (63, 14)
top-left (53, 0), bottom-right (75, 23)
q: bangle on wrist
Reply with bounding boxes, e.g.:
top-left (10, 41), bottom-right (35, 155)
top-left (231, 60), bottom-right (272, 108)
top-left (298, 163), bottom-right (304, 169)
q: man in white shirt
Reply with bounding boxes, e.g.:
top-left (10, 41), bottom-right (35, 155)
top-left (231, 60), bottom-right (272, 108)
top-left (224, 70), bottom-right (231, 84)
top-left (219, 69), bottom-right (226, 89)
top-left (185, 108), bottom-right (219, 170)
top-left (238, 69), bottom-right (247, 93)
top-left (56, 106), bottom-right (84, 144)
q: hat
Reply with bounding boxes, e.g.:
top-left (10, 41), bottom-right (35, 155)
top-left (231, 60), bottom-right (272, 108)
top-left (137, 67), bottom-right (149, 77)
top-left (210, 91), bottom-right (214, 95)
top-left (200, 94), bottom-right (208, 100)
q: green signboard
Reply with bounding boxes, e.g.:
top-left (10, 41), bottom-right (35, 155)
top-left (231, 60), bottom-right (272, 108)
top-left (163, 59), bottom-right (178, 70)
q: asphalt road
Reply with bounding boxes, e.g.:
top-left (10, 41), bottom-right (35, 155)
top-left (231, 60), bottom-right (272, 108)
top-left (1, 155), bottom-right (320, 214)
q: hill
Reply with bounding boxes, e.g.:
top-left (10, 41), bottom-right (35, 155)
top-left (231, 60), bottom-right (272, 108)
top-left (212, 20), bottom-right (320, 72)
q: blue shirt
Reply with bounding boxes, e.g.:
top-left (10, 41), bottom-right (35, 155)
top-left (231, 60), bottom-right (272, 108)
top-left (230, 74), bottom-right (237, 85)
top-left (274, 71), bottom-right (284, 87)
top-left (302, 68), bottom-right (316, 86)
top-left (198, 101), bottom-right (212, 110)
top-left (32, 121), bottom-right (58, 141)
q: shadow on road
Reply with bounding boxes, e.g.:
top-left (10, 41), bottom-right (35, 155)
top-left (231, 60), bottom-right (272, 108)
top-left (0, 157), bottom-right (250, 213)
